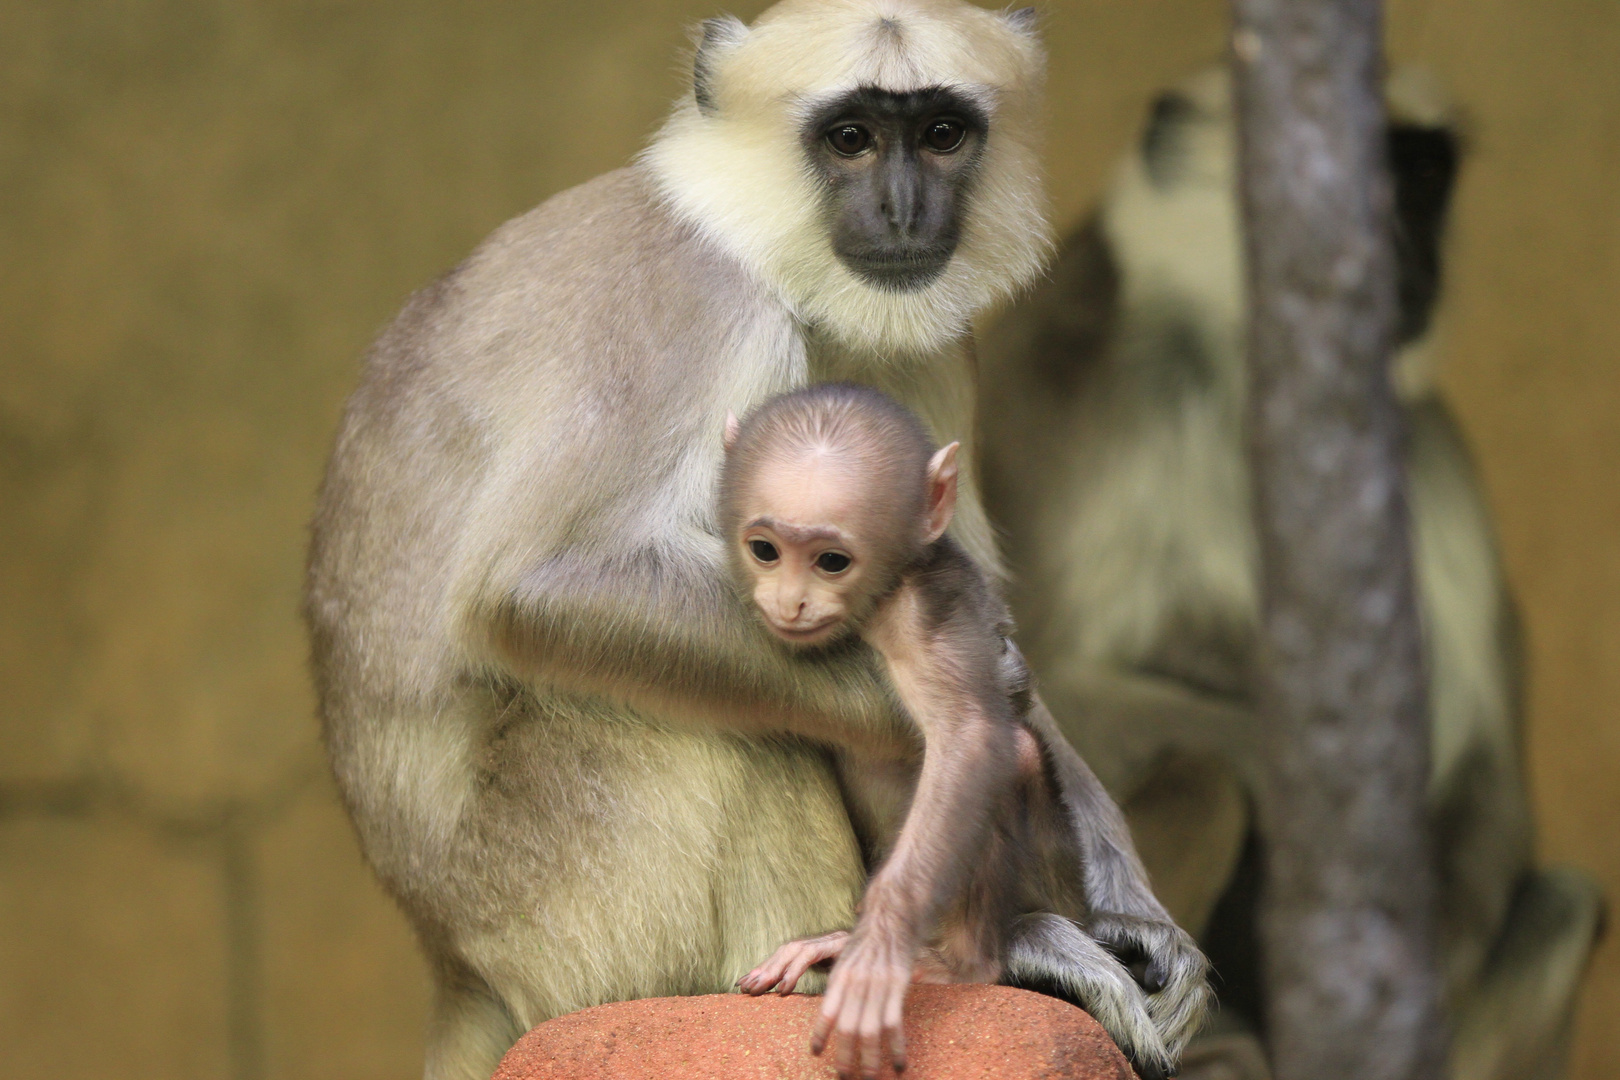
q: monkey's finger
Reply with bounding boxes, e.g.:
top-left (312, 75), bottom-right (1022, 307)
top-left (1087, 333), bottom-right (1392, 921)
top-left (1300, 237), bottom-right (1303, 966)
top-left (737, 961), bottom-right (779, 994)
top-left (854, 978), bottom-right (888, 1080)
top-left (777, 947), bottom-right (830, 996)
top-left (1134, 1058), bottom-right (1171, 1080)
top-left (829, 965), bottom-right (881, 1080)
top-left (826, 972), bottom-right (871, 1078)
top-left (884, 984), bottom-right (908, 1073)
top-left (811, 981), bottom-right (845, 1056)
top-left (831, 999), bottom-right (863, 1079)
top-left (1144, 954), bottom-right (1169, 995)
top-left (742, 945), bottom-right (805, 993)
top-left (745, 933), bottom-right (844, 994)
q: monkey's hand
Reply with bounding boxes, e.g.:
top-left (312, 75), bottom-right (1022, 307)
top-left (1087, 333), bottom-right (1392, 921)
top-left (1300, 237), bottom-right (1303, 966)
top-left (738, 931), bottom-right (849, 996)
top-left (1005, 913), bottom-right (1179, 1080)
top-left (1087, 911), bottom-right (1212, 1069)
top-left (812, 916), bottom-right (917, 1080)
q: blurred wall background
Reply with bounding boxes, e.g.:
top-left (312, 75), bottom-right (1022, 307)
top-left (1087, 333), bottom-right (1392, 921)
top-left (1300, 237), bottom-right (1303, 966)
top-left (0, 2), bottom-right (1614, 1078)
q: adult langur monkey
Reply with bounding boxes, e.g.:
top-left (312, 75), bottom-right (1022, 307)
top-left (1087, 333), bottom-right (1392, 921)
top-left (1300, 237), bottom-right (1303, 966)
top-left (306, 4), bottom-right (1208, 1079)
top-left (980, 66), bottom-right (1604, 1080)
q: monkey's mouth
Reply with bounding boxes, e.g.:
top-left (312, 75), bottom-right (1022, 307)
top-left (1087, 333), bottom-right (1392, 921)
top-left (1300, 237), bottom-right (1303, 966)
top-left (836, 248), bottom-right (953, 292)
top-left (765, 617), bottom-right (845, 646)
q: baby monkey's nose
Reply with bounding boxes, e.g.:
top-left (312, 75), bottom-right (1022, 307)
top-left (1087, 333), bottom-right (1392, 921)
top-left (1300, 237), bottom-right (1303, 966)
top-left (771, 583), bottom-right (807, 622)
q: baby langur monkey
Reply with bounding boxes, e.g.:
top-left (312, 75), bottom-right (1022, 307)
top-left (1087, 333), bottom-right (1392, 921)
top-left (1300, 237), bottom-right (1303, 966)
top-left (720, 383), bottom-right (1063, 1078)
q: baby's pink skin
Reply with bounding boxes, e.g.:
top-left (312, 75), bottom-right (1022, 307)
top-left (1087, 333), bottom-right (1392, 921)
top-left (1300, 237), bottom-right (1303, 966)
top-left (739, 930), bottom-right (979, 1078)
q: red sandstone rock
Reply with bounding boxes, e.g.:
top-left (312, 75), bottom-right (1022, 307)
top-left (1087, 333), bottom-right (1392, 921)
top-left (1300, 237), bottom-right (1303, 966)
top-left (493, 984), bottom-right (1136, 1080)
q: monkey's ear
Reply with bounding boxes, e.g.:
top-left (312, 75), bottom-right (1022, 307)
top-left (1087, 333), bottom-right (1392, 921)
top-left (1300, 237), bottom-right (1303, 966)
top-left (1003, 7), bottom-right (1039, 34)
top-left (924, 442), bottom-right (960, 544)
top-left (723, 410), bottom-right (741, 450)
top-left (694, 15), bottom-right (748, 116)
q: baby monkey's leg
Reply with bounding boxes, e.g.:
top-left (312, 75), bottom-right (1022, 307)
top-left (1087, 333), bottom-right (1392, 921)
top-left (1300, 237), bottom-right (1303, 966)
top-left (738, 931), bottom-right (849, 996)
top-left (739, 931), bottom-right (974, 995)
top-left (929, 724), bottom-right (1046, 983)
top-left (1000, 701), bottom-right (1209, 1080)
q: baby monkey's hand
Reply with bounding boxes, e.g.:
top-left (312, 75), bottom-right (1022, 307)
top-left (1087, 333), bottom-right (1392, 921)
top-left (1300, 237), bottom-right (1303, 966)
top-left (811, 918), bottom-right (916, 1079)
top-left (739, 922), bottom-right (916, 1079)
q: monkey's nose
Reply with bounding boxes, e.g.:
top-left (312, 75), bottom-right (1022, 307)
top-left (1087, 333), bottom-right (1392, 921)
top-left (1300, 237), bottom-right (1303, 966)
top-left (881, 172), bottom-right (922, 235)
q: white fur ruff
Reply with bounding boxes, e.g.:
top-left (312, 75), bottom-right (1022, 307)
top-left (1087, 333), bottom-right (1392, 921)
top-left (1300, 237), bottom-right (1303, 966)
top-left (641, 0), bottom-right (1053, 357)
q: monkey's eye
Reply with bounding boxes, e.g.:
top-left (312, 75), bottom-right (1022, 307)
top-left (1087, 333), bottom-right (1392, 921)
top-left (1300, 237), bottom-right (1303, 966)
top-left (826, 124), bottom-right (874, 157)
top-left (748, 538), bottom-right (780, 564)
top-left (922, 118), bottom-right (966, 154)
top-left (815, 551), bottom-right (852, 574)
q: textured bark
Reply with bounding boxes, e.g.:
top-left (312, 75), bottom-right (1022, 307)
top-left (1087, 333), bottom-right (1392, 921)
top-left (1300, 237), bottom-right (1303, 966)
top-left (1229, 3), bottom-right (1447, 1080)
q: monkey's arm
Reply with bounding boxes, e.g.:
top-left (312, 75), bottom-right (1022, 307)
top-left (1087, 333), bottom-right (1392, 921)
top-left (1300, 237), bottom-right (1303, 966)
top-left (806, 584), bottom-right (1022, 1078)
top-left (484, 544), bottom-right (909, 751)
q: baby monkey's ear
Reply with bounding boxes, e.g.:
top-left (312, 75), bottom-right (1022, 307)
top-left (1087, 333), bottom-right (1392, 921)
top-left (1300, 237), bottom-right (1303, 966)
top-left (724, 411), bottom-right (741, 450)
top-left (924, 442), bottom-right (960, 544)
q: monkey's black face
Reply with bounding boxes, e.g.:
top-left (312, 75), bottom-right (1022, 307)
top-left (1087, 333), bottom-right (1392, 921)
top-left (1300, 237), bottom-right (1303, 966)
top-left (802, 86), bottom-right (988, 292)
top-left (1139, 88), bottom-right (1460, 346)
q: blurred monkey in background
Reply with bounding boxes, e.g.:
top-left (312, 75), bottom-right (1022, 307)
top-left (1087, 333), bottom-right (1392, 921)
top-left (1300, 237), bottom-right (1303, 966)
top-left (306, 4), bottom-right (1202, 1078)
top-left (980, 66), bottom-right (1603, 1080)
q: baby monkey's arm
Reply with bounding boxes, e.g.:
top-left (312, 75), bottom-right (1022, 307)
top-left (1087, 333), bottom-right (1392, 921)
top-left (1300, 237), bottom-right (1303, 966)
top-left (815, 577), bottom-right (1023, 1079)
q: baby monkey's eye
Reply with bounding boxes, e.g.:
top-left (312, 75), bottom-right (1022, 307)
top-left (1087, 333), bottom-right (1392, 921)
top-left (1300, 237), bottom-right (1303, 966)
top-left (748, 539), bottom-right (780, 563)
top-left (815, 551), bottom-right (852, 574)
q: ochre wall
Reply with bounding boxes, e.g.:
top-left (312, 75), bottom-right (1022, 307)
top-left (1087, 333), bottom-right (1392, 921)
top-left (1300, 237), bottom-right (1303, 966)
top-left (0, 3), bottom-right (1613, 1078)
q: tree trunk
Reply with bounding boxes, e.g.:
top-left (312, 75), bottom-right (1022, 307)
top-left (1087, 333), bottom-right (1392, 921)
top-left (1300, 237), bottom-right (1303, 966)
top-left (1229, 2), bottom-right (1446, 1079)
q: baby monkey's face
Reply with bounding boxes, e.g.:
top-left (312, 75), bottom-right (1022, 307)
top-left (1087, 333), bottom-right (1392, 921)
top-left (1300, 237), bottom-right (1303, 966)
top-left (736, 452), bottom-right (886, 650)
